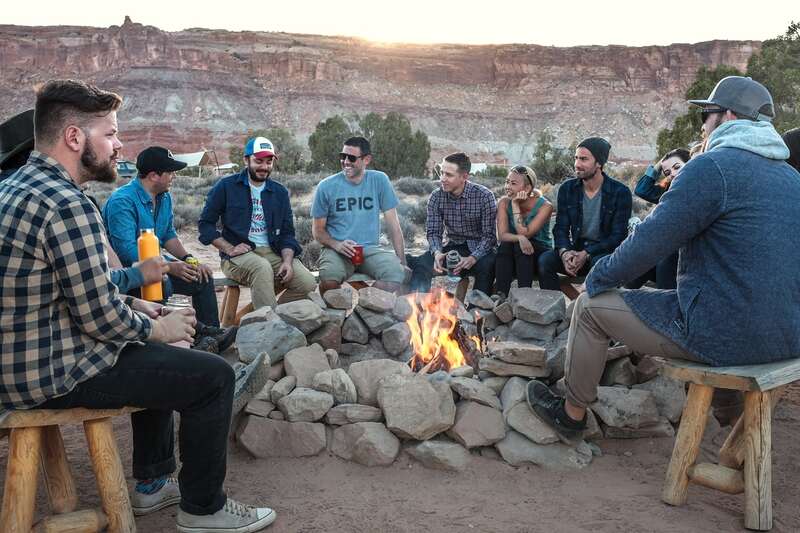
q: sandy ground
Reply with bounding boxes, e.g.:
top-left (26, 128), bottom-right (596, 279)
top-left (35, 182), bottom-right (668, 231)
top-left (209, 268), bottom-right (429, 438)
top-left (2, 232), bottom-right (799, 532)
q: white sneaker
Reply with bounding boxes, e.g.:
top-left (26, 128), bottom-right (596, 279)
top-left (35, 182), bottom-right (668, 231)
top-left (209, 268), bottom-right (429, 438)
top-left (131, 476), bottom-right (181, 516)
top-left (177, 498), bottom-right (276, 533)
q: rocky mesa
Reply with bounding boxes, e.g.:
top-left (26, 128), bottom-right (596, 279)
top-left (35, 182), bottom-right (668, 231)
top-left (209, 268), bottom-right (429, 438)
top-left (0, 17), bottom-right (759, 163)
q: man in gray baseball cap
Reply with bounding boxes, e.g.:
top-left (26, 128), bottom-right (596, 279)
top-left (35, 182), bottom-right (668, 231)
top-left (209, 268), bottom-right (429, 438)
top-left (688, 75), bottom-right (775, 135)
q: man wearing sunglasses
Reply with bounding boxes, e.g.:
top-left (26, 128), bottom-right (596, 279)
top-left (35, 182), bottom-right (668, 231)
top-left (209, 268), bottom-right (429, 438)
top-left (199, 136), bottom-right (316, 311)
top-left (311, 136), bottom-right (407, 294)
top-left (527, 77), bottom-right (800, 444)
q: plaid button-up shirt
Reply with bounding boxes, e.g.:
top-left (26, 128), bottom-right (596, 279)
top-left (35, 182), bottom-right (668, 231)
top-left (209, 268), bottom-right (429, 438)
top-left (0, 152), bottom-right (152, 409)
top-left (426, 181), bottom-right (498, 258)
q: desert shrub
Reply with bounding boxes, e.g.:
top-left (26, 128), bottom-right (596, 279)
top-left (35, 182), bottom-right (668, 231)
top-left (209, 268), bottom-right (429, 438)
top-left (282, 176), bottom-right (316, 196)
top-left (300, 240), bottom-right (322, 270)
top-left (397, 198), bottom-right (428, 227)
top-left (293, 215), bottom-right (314, 245)
top-left (394, 177), bottom-right (438, 196)
top-left (172, 203), bottom-right (203, 231)
top-left (293, 203), bottom-right (312, 218)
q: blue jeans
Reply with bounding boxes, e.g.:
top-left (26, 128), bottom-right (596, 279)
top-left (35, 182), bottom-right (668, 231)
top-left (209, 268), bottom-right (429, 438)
top-left (37, 342), bottom-right (235, 516)
top-left (537, 249), bottom-right (608, 291)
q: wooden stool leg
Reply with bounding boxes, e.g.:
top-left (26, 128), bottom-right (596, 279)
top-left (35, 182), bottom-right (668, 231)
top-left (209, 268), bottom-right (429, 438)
top-left (40, 425), bottom-right (78, 514)
top-left (221, 286), bottom-right (240, 327)
top-left (662, 383), bottom-right (714, 506)
top-left (720, 387), bottom-right (783, 470)
top-left (219, 287), bottom-right (229, 323)
top-left (84, 418), bottom-right (135, 533)
top-left (743, 391), bottom-right (772, 531)
top-left (0, 426), bottom-right (43, 533)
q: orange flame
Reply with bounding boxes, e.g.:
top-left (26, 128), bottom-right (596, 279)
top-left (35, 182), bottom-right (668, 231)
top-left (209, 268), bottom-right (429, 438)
top-left (406, 289), bottom-right (467, 371)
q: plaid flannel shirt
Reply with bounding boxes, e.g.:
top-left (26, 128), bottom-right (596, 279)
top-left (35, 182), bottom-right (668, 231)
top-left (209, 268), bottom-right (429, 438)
top-left (426, 181), bottom-right (497, 258)
top-left (0, 152), bottom-right (152, 409)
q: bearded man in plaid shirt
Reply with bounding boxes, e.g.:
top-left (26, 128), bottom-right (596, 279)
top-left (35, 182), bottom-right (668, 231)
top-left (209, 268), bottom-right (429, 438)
top-left (409, 152), bottom-right (498, 295)
top-left (0, 80), bottom-right (276, 532)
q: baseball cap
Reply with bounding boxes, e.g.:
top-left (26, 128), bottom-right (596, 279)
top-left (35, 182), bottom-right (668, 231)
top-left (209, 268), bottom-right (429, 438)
top-left (136, 146), bottom-right (188, 176)
top-left (688, 76), bottom-right (775, 122)
top-left (244, 137), bottom-right (276, 158)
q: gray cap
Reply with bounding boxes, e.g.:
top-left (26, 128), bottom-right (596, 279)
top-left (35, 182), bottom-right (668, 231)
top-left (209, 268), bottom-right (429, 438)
top-left (688, 76), bottom-right (775, 122)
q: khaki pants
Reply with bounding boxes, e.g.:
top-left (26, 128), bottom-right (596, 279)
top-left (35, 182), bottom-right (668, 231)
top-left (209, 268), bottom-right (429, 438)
top-left (221, 247), bottom-right (316, 310)
top-left (564, 289), bottom-right (701, 408)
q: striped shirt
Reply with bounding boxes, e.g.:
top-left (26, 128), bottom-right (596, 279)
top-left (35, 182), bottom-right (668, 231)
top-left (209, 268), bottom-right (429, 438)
top-left (426, 181), bottom-right (498, 258)
top-left (0, 151), bottom-right (152, 409)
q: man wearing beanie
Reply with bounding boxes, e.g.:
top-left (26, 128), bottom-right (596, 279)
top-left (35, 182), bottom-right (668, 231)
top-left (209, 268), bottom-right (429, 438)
top-left (537, 136), bottom-right (632, 291)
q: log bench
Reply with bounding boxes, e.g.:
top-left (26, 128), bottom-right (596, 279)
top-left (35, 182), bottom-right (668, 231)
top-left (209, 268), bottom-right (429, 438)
top-left (0, 406), bottom-right (142, 533)
top-left (659, 357), bottom-right (800, 531)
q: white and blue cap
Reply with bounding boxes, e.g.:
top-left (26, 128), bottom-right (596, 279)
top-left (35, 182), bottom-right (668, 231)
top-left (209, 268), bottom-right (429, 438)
top-left (244, 137), bottom-right (276, 158)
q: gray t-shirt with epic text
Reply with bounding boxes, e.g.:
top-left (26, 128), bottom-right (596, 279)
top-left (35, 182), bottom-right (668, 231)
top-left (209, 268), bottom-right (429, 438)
top-left (581, 191), bottom-right (602, 246)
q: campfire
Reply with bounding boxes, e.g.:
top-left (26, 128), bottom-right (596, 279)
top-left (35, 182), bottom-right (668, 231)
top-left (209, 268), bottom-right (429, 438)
top-left (405, 289), bottom-right (483, 373)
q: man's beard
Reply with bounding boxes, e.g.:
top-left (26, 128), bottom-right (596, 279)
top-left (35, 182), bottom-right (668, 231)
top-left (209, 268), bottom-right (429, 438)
top-left (575, 168), bottom-right (595, 180)
top-left (248, 166), bottom-right (270, 182)
top-left (80, 142), bottom-right (118, 183)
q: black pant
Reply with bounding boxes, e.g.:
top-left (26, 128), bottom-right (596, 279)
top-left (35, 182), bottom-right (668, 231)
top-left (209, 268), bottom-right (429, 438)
top-left (495, 241), bottom-right (550, 297)
top-left (537, 249), bottom-right (607, 291)
top-left (37, 342), bottom-right (235, 516)
top-left (168, 274), bottom-right (220, 327)
top-left (408, 243), bottom-right (496, 295)
top-left (624, 251), bottom-right (679, 290)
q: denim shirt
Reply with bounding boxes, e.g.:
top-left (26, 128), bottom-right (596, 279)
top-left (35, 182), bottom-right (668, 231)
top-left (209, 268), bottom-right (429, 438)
top-left (102, 177), bottom-right (177, 267)
top-left (198, 169), bottom-right (301, 259)
top-left (552, 173), bottom-right (632, 256)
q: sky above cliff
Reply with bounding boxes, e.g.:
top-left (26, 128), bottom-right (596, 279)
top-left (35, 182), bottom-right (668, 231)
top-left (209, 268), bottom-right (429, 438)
top-left (4, 0), bottom-right (796, 46)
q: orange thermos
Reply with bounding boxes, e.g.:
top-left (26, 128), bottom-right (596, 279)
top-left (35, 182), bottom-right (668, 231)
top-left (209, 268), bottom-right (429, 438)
top-left (137, 228), bottom-right (162, 301)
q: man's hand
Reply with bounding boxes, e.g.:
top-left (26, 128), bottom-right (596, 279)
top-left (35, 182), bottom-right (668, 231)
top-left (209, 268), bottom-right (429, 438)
top-left (453, 255), bottom-right (477, 275)
top-left (511, 191), bottom-right (528, 204)
top-left (566, 251), bottom-right (589, 276)
top-left (148, 308), bottom-right (196, 344)
top-left (197, 263), bottom-right (213, 283)
top-left (134, 256), bottom-right (169, 285)
top-left (334, 239), bottom-right (358, 258)
top-left (560, 250), bottom-right (576, 274)
top-left (276, 260), bottom-right (294, 283)
top-left (227, 243), bottom-right (252, 257)
top-left (130, 298), bottom-right (163, 319)
top-left (517, 235), bottom-right (534, 255)
top-left (168, 260), bottom-right (200, 283)
top-left (433, 251), bottom-right (446, 273)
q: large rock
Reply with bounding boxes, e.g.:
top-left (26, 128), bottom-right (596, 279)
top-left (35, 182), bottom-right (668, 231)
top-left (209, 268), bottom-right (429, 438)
top-left (477, 309), bottom-right (500, 330)
top-left (633, 375), bottom-right (686, 423)
top-left (312, 368), bottom-right (357, 405)
top-left (404, 439), bottom-right (471, 471)
top-left (341, 312), bottom-right (369, 344)
top-left (323, 308), bottom-right (347, 328)
top-left (244, 399), bottom-right (275, 418)
top-left (480, 358), bottom-right (550, 378)
top-left (509, 288), bottom-right (566, 325)
top-left (355, 306), bottom-right (395, 334)
top-left (381, 322), bottom-right (412, 356)
top-left (274, 300), bottom-right (326, 334)
top-left (270, 375), bottom-right (296, 404)
top-left (325, 348), bottom-right (339, 369)
top-left (323, 286), bottom-right (355, 310)
top-left (603, 418), bottom-right (676, 439)
top-left (236, 319), bottom-right (307, 364)
top-left (601, 357), bottom-right (637, 386)
top-left (237, 417), bottom-right (326, 458)
top-left (506, 403), bottom-right (559, 444)
top-left (392, 297), bottom-right (414, 321)
top-left (357, 287), bottom-right (397, 312)
top-left (330, 422), bottom-right (400, 466)
top-left (591, 387), bottom-right (661, 429)
top-left (493, 301), bottom-right (514, 323)
top-left (325, 403), bottom-right (383, 425)
top-left (447, 401), bottom-right (506, 448)
top-left (254, 380), bottom-right (275, 401)
top-left (466, 289), bottom-right (494, 310)
top-left (276, 388), bottom-right (334, 422)
top-left (378, 374), bottom-right (455, 440)
top-left (495, 430), bottom-right (592, 469)
top-left (510, 319), bottom-right (557, 341)
top-left (482, 376), bottom-right (510, 395)
top-left (544, 329), bottom-right (569, 380)
top-left (500, 377), bottom-right (529, 419)
top-left (307, 322), bottom-right (342, 352)
top-left (348, 359), bottom-right (412, 407)
top-left (487, 341), bottom-right (546, 366)
top-left (239, 306), bottom-right (278, 327)
top-left (449, 377), bottom-right (502, 410)
top-left (284, 344), bottom-right (332, 387)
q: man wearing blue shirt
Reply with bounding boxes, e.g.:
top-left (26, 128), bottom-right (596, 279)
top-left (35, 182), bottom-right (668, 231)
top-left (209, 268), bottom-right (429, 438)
top-left (103, 146), bottom-right (234, 353)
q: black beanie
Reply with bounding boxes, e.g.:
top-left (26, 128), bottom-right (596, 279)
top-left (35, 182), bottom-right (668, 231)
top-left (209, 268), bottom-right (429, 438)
top-left (783, 128), bottom-right (800, 172)
top-left (577, 137), bottom-right (611, 166)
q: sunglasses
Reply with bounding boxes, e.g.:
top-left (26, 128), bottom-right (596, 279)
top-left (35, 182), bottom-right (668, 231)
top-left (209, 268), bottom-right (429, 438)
top-left (511, 165), bottom-right (534, 187)
top-left (339, 152), bottom-right (367, 163)
top-left (701, 108), bottom-right (726, 123)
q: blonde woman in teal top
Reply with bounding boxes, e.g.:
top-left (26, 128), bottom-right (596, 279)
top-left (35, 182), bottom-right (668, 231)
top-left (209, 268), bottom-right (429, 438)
top-left (495, 165), bottom-right (554, 297)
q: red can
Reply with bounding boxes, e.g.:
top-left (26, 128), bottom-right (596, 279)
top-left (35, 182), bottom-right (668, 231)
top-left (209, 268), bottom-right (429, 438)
top-left (351, 245), bottom-right (364, 265)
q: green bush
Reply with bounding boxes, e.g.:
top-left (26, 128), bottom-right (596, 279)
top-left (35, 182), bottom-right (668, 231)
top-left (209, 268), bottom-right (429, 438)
top-left (300, 240), bottom-right (322, 270)
top-left (397, 198), bottom-right (428, 226)
top-left (394, 177), bottom-right (438, 196)
top-left (293, 215), bottom-right (314, 245)
top-left (281, 176), bottom-right (317, 196)
top-left (229, 127), bottom-right (305, 174)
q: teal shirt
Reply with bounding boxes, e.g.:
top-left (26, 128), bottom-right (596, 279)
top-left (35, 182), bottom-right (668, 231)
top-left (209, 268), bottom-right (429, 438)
top-left (507, 196), bottom-right (553, 248)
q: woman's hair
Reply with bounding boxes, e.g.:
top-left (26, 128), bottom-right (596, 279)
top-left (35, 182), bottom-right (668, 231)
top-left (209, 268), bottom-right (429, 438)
top-left (509, 165), bottom-right (541, 196)
top-left (662, 148), bottom-right (691, 163)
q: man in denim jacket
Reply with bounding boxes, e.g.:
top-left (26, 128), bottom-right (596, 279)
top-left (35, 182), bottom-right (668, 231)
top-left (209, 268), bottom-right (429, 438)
top-left (537, 137), bottom-right (632, 291)
top-left (527, 77), bottom-right (800, 442)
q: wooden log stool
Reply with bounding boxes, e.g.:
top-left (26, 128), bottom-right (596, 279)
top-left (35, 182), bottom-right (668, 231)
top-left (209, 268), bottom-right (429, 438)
top-left (0, 406), bottom-right (142, 533)
top-left (658, 357), bottom-right (800, 531)
top-left (216, 276), bottom-right (252, 327)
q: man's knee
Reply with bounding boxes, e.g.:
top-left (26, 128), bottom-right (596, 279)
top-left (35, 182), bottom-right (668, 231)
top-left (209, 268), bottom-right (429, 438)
top-left (319, 280), bottom-right (341, 294)
top-left (292, 266), bottom-right (317, 294)
top-left (538, 250), bottom-right (560, 274)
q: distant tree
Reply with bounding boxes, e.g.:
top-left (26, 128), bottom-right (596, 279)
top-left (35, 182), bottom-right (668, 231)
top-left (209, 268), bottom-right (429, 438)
top-left (747, 21), bottom-right (800, 132)
top-left (531, 130), bottom-right (574, 185)
top-left (307, 116), bottom-right (354, 172)
top-left (229, 127), bottom-right (305, 174)
top-left (656, 65), bottom-right (743, 155)
top-left (359, 112), bottom-right (430, 177)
